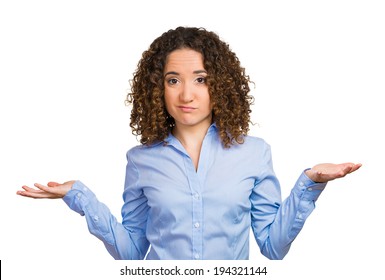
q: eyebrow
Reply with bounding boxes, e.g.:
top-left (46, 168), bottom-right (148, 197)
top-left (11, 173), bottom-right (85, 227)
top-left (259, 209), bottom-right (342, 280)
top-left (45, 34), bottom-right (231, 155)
top-left (164, 70), bottom-right (207, 77)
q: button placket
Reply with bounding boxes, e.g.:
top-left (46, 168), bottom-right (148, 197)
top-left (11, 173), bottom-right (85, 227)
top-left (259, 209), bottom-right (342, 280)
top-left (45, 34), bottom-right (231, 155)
top-left (184, 156), bottom-right (203, 260)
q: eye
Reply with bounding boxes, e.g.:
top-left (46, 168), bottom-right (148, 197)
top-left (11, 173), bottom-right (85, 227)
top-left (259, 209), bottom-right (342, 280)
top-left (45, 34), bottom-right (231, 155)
top-left (167, 78), bottom-right (179, 85)
top-left (196, 77), bottom-right (206, 84)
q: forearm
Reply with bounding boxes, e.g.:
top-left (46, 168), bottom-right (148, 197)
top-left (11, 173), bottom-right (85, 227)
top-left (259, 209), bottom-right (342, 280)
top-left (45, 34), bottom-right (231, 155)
top-left (257, 171), bottom-right (327, 259)
top-left (63, 181), bottom-right (149, 259)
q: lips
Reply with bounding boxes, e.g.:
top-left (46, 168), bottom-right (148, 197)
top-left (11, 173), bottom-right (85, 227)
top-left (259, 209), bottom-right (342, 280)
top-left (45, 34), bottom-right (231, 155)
top-left (178, 106), bottom-right (196, 112)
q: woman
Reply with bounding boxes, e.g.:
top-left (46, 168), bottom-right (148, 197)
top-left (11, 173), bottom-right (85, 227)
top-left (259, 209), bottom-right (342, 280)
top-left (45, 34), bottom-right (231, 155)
top-left (17, 27), bottom-right (361, 260)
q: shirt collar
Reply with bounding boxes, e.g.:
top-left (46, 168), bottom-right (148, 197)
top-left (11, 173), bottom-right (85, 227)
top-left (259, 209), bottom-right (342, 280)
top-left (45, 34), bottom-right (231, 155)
top-left (163, 122), bottom-right (218, 147)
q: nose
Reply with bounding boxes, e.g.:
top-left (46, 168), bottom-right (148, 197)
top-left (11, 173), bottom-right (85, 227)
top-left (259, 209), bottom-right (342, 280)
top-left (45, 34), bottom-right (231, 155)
top-left (179, 82), bottom-right (194, 103)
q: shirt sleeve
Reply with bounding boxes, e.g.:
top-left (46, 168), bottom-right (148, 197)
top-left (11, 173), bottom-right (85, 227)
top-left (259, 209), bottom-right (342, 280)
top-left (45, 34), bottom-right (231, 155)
top-left (62, 150), bottom-right (150, 260)
top-left (250, 142), bottom-right (327, 260)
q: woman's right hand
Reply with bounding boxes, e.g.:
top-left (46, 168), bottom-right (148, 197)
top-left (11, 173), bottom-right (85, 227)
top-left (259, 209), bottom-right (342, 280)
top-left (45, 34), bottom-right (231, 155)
top-left (16, 181), bottom-right (75, 199)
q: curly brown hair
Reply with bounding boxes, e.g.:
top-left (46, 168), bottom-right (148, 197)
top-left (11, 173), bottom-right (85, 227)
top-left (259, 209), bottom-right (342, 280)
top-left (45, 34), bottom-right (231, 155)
top-left (126, 26), bottom-right (254, 148)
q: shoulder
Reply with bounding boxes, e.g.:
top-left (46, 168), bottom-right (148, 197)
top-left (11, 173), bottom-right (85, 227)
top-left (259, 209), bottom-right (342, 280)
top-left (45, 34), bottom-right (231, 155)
top-left (241, 135), bottom-right (270, 150)
top-left (126, 141), bottom-right (165, 160)
top-left (244, 135), bottom-right (268, 145)
top-left (233, 135), bottom-right (273, 161)
top-left (222, 135), bottom-right (271, 160)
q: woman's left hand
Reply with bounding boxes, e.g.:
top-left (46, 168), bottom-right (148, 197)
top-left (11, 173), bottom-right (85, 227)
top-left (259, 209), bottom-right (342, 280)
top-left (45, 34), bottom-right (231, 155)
top-left (305, 163), bottom-right (362, 183)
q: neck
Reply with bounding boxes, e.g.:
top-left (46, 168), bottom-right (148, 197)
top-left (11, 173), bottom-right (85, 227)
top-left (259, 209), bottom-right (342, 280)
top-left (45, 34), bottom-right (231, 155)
top-left (172, 120), bottom-right (212, 171)
top-left (172, 122), bottom-right (211, 148)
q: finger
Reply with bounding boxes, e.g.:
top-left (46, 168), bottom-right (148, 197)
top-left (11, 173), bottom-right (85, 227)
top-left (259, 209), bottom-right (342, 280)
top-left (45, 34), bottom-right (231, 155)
top-left (342, 163), bottom-right (362, 174)
top-left (16, 190), bottom-right (27, 196)
top-left (350, 163), bottom-right (362, 173)
top-left (35, 183), bottom-right (66, 197)
top-left (17, 190), bottom-right (57, 199)
top-left (47, 181), bottom-right (60, 187)
top-left (34, 183), bottom-right (56, 193)
top-left (341, 164), bottom-right (353, 175)
top-left (21, 185), bottom-right (45, 193)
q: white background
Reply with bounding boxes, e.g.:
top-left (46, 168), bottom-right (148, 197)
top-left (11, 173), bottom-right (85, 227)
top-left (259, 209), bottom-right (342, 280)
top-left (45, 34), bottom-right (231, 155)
top-left (1, 0), bottom-right (384, 279)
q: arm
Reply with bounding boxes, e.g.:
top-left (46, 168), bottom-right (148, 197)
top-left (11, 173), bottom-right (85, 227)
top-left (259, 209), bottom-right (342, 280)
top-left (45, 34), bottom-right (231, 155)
top-left (16, 152), bottom-right (151, 260)
top-left (250, 143), bottom-right (361, 260)
top-left (62, 180), bottom-right (149, 260)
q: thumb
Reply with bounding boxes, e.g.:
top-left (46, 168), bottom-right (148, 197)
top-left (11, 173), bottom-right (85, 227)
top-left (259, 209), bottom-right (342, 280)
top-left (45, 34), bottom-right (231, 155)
top-left (47, 181), bottom-right (61, 187)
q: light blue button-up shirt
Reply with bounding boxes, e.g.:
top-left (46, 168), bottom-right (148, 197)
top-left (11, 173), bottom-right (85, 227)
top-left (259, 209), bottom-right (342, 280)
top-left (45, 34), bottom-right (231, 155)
top-left (63, 123), bottom-right (327, 260)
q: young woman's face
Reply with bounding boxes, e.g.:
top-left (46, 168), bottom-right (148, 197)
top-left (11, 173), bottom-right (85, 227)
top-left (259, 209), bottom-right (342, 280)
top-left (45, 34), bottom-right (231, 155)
top-left (163, 48), bottom-right (212, 131)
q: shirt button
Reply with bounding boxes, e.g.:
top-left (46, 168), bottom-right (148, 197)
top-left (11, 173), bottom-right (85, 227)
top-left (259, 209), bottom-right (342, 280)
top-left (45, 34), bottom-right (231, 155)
top-left (94, 215), bottom-right (99, 222)
top-left (308, 187), bottom-right (313, 191)
top-left (76, 193), bottom-right (81, 199)
top-left (194, 193), bottom-right (200, 200)
top-left (194, 254), bottom-right (200, 259)
top-left (194, 222), bottom-right (200, 228)
top-left (299, 182), bottom-right (304, 187)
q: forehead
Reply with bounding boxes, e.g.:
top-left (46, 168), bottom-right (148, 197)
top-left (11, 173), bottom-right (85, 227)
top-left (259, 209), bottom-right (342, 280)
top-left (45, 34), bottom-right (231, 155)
top-left (164, 48), bottom-right (204, 71)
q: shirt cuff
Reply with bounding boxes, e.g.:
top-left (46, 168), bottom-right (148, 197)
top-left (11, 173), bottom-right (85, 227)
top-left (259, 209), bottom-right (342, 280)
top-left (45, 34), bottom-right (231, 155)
top-left (292, 169), bottom-right (327, 202)
top-left (62, 180), bottom-right (96, 216)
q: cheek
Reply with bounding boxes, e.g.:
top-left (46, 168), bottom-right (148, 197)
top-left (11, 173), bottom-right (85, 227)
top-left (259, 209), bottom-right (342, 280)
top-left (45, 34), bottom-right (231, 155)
top-left (202, 92), bottom-right (212, 110)
top-left (163, 91), bottom-right (174, 113)
top-left (163, 89), bottom-right (171, 104)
